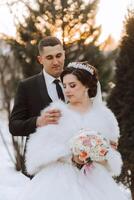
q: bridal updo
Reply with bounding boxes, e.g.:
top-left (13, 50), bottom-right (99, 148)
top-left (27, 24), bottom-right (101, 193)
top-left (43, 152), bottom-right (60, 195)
top-left (60, 62), bottom-right (98, 98)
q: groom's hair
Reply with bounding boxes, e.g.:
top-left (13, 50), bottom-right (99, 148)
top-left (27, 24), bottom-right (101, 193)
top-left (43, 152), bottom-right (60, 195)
top-left (38, 36), bottom-right (63, 54)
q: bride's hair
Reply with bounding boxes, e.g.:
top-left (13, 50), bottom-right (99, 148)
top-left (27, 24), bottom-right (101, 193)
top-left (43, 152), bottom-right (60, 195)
top-left (61, 62), bottom-right (98, 98)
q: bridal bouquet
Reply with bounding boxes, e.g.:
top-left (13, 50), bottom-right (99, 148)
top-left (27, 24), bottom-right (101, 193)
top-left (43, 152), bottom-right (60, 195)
top-left (70, 129), bottom-right (109, 166)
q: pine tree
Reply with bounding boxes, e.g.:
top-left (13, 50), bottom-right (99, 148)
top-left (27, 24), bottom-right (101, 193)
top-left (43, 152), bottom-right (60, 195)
top-left (108, 10), bottom-right (134, 200)
top-left (6, 0), bottom-right (113, 92)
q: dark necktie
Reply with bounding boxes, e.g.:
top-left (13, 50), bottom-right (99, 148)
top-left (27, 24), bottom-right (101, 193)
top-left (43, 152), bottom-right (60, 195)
top-left (53, 79), bottom-right (65, 101)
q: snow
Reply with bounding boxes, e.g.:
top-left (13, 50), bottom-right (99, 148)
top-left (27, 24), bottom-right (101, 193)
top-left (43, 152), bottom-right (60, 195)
top-left (0, 112), bottom-right (30, 200)
top-left (0, 111), bottom-right (132, 200)
top-left (0, 167), bottom-right (29, 200)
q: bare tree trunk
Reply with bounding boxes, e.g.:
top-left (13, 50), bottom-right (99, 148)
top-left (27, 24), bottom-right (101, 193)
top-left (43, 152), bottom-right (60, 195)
top-left (0, 127), bottom-right (15, 164)
top-left (0, 53), bottom-right (25, 172)
top-left (11, 136), bottom-right (24, 171)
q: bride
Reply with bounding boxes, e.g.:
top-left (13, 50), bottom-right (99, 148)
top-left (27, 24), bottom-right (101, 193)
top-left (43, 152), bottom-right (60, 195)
top-left (19, 62), bottom-right (128, 200)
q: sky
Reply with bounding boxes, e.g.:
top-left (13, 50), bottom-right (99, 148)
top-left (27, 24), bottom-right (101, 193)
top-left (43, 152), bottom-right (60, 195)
top-left (0, 0), bottom-right (134, 43)
top-left (96, 0), bottom-right (134, 43)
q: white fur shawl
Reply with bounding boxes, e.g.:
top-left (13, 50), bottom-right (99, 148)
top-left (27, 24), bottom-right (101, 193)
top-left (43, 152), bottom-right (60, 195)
top-left (26, 100), bottom-right (122, 176)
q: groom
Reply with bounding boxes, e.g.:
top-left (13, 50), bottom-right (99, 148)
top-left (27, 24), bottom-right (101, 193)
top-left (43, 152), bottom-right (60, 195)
top-left (9, 36), bottom-right (65, 176)
top-left (9, 36), bottom-right (65, 137)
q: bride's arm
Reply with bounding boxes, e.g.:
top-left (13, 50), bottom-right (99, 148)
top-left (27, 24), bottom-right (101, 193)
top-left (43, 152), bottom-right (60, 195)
top-left (101, 106), bottom-right (123, 176)
top-left (25, 101), bottom-right (74, 175)
top-left (25, 125), bottom-right (68, 175)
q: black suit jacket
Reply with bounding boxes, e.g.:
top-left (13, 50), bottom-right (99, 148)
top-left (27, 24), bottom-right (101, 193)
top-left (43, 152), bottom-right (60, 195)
top-left (9, 72), bottom-right (52, 136)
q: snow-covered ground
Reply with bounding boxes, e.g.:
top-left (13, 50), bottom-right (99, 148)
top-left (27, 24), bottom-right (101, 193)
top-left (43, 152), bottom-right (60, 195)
top-left (0, 111), bottom-right (132, 200)
top-left (0, 112), bottom-right (30, 200)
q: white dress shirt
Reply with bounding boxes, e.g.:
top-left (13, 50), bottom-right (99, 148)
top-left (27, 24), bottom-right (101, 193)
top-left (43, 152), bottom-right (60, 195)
top-left (43, 69), bottom-right (65, 101)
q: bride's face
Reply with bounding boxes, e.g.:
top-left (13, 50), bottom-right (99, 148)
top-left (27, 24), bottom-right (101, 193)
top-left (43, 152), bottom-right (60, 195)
top-left (63, 74), bottom-right (88, 104)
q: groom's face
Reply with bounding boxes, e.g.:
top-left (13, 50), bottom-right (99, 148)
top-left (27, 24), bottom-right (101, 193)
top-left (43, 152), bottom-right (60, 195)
top-left (38, 44), bottom-right (65, 78)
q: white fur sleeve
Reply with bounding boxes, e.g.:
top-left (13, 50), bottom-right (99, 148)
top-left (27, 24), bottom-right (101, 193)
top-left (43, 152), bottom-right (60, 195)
top-left (102, 106), bottom-right (123, 176)
top-left (26, 126), bottom-right (69, 175)
top-left (106, 148), bottom-right (123, 176)
top-left (25, 101), bottom-right (75, 175)
top-left (101, 105), bottom-right (120, 140)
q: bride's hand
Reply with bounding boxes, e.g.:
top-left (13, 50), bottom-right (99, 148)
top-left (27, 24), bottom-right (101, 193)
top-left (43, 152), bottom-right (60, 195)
top-left (95, 160), bottom-right (107, 166)
top-left (72, 155), bottom-right (85, 165)
top-left (110, 140), bottom-right (118, 150)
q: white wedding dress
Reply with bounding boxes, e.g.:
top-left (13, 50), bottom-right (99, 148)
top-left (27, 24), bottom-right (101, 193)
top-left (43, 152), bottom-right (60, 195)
top-left (18, 101), bottom-right (128, 200)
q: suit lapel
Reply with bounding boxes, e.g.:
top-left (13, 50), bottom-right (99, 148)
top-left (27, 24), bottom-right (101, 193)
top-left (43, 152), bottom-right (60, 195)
top-left (37, 72), bottom-right (52, 107)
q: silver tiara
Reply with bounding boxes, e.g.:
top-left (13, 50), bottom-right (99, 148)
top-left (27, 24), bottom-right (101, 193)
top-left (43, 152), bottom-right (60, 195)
top-left (67, 62), bottom-right (94, 75)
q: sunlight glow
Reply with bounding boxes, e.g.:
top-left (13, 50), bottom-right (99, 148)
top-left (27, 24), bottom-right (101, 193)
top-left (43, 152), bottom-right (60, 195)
top-left (0, 0), bottom-right (134, 44)
top-left (96, 0), bottom-right (133, 43)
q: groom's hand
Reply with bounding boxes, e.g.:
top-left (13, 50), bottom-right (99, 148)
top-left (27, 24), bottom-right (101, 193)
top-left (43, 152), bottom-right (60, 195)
top-left (36, 109), bottom-right (61, 127)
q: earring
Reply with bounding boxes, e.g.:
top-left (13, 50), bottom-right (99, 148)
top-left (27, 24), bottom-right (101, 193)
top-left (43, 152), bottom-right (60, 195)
top-left (85, 89), bottom-right (89, 98)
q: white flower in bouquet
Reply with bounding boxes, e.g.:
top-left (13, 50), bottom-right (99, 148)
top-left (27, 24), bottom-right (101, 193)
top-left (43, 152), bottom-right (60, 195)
top-left (70, 129), bottom-right (110, 164)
